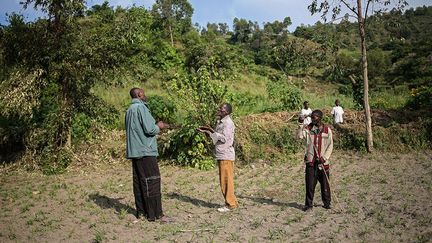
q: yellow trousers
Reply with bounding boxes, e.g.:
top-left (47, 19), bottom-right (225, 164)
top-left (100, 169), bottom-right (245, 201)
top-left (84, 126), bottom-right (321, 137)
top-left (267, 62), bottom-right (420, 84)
top-left (218, 160), bottom-right (238, 209)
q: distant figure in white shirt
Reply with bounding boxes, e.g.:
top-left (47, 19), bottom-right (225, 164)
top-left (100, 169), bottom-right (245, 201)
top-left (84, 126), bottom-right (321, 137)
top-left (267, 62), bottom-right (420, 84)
top-left (331, 99), bottom-right (344, 124)
top-left (298, 101), bottom-right (312, 125)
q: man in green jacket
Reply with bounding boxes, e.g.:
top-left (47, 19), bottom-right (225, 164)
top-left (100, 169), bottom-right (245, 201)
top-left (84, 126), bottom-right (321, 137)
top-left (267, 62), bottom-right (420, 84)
top-left (125, 87), bottom-right (171, 223)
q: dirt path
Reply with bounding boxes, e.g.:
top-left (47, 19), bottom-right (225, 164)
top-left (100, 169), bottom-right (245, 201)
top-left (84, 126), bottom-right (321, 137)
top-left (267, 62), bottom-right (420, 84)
top-left (1, 151), bottom-right (431, 242)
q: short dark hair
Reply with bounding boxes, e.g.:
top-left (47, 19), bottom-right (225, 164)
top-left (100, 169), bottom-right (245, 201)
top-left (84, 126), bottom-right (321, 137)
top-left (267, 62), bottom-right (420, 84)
top-left (223, 103), bottom-right (232, 114)
top-left (303, 101), bottom-right (309, 105)
top-left (312, 109), bottom-right (323, 119)
top-left (130, 88), bottom-right (141, 98)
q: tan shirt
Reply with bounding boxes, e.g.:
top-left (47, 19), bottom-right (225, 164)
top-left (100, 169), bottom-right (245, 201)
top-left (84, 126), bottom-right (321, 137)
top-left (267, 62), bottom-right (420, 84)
top-left (296, 124), bottom-right (333, 165)
top-left (210, 115), bottom-right (235, 161)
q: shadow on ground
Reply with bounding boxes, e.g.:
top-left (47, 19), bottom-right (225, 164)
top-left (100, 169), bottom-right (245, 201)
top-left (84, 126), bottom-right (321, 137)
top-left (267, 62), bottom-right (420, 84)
top-left (238, 195), bottom-right (304, 210)
top-left (167, 192), bottom-right (220, 208)
top-left (89, 193), bottom-right (135, 215)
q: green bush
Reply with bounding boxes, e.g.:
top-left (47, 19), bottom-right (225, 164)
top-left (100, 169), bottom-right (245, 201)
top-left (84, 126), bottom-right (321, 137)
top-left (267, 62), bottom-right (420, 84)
top-left (325, 50), bottom-right (360, 83)
top-left (150, 40), bottom-right (183, 71)
top-left (227, 92), bottom-right (264, 115)
top-left (184, 39), bottom-right (245, 80)
top-left (147, 95), bottom-right (176, 124)
top-left (370, 88), bottom-right (408, 110)
top-left (237, 124), bottom-right (302, 164)
top-left (77, 95), bottom-right (120, 130)
top-left (39, 147), bottom-right (72, 175)
top-left (0, 115), bottom-right (26, 157)
top-left (72, 113), bottom-right (93, 142)
top-left (266, 80), bottom-right (302, 111)
top-left (367, 48), bottom-right (392, 85)
top-left (335, 128), bottom-right (367, 151)
top-left (162, 67), bottom-right (227, 169)
top-left (161, 123), bottom-right (214, 170)
top-left (406, 86), bottom-right (432, 110)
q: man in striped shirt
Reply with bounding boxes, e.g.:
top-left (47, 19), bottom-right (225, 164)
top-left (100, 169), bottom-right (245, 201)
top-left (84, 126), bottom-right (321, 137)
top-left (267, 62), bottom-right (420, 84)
top-left (297, 110), bottom-right (334, 211)
top-left (198, 103), bottom-right (238, 212)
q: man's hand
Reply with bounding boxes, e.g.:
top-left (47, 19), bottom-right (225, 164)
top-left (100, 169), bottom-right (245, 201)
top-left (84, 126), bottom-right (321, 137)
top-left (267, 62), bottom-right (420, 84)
top-left (319, 157), bottom-right (326, 164)
top-left (197, 125), bottom-right (214, 136)
top-left (196, 128), bottom-right (211, 135)
top-left (318, 157), bottom-right (329, 171)
top-left (197, 125), bottom-right (214, 133)
top-left (156, 121), bottom-right (168, 130)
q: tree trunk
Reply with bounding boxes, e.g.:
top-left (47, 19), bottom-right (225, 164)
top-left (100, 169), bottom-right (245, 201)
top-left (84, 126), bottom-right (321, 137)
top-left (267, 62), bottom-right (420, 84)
top-left (357, 0), bottom-right (374, 152)
top-left (168, 24), bottom-right (174, 47)
top-left (61, 77), bottom-right (73, 149)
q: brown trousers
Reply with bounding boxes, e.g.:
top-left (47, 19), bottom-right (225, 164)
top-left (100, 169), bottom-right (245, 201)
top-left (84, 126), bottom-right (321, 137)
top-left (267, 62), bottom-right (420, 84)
top-left (218, 160), bottom-right (238, 208)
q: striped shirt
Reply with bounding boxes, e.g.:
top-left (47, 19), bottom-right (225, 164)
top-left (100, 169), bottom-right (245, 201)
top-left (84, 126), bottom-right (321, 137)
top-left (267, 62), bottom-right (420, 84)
top-left (210, 115), bottom-right (235, 161)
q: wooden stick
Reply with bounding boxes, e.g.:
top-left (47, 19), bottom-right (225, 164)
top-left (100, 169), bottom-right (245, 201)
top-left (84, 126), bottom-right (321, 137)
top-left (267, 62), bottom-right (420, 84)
top-left (179, 228), bottom-right (221, 232)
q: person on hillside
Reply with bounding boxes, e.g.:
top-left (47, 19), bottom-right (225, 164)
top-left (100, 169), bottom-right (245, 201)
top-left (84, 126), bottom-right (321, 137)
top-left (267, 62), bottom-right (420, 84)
top-left (197, 103), bottom-right (238, 212)
top-left (125, 87), bottom-right (173, 223)
top-left (331, 99), bottom-right (344, 124)
top-left (298, 101), bottom-right (313, 125)
top-left (296, 110), bottom-right (334, 211)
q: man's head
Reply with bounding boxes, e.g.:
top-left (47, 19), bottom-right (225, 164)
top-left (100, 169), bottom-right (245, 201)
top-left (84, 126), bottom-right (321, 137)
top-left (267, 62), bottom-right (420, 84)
top-left (335, 99), bottom-right (340, 106)
top-left (130, 88), bottom-right (141, 98)
top-left (217, 103), bottom-right (232, 119)
top-left (303, 101), bottom-right (309, 109)
top-left (129, 88), bottom-right (146, 101)
top-left (311, 109), bottom-right (323, 125)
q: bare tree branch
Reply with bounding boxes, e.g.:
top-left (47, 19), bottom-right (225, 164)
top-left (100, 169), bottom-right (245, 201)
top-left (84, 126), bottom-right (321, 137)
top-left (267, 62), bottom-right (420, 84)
top-left (329, 14), bottom-right (358, 23)
top-left (365, 0), bottom-right (373, 22)
top-left (340, 0), bottom-right (359, 16)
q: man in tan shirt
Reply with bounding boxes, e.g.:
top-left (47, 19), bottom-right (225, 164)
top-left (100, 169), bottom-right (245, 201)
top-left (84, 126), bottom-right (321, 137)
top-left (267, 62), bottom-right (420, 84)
top-left (297, 110), bottom-right (333, 211)
top-left (198, 103), bottom-right (238, 212)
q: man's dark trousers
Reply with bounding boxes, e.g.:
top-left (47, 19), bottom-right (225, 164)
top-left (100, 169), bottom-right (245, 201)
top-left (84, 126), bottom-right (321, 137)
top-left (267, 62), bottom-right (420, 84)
top-left (132, 156), bottom-right (163, 220)
top-left (305, 162), bottom-right (331, 208)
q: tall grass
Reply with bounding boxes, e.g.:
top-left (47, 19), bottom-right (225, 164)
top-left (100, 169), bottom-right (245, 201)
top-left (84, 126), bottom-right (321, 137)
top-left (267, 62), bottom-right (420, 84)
top-left (92, 77), bottom-right (168, 129)
top-left (303, 92), bottom-right (356, 110)
top-left (370, 85), bottom-right (409, 110)
top-left (92, 71), bottom-right (409, 129)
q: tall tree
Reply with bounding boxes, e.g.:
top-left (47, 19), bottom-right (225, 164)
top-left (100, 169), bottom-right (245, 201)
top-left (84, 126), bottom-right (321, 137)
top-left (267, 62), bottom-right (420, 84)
top-left (231, 18), bottom-right (259, 43)
top-left (263, 17), bottom-right (292, 35)
top-left (308, 0), bottom-right (407, 152)
top-left (20, 0), bottom-right (86, 148)
top-left (0, 1), bottom-right (153, 170)
top-left (151, 0), bottom-right (194, 47)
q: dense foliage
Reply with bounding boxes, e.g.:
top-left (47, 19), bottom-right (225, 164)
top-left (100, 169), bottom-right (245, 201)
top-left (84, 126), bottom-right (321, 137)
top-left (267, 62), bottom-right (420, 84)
top-left (294, 6), bottom-right (432, 89)
top-left (0, 0), bottom-right (430, 171)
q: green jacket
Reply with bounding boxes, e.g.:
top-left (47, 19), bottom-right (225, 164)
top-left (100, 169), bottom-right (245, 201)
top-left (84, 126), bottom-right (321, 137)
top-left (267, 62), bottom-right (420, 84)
top-left (125, 98), bottom-right (160, 158)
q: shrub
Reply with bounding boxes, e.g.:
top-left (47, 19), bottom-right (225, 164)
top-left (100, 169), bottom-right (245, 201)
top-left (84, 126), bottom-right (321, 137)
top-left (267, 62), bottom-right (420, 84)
top-left (0, 115), bottom-right (26, 158)
top-left (72, 113), bottom-right (93, 142)
top-left (39, 146), bottom-right (72, 175)
top-left (325, 50), bottom-right (360, 84)
top-left (147, 95), bottom-right (176, 124)
top-left (367, 48), bottom-right (392, 85)
top-left (77, 95), bottom-right (120, 130)
top-left (406, 86), bottom-right (432, 110)
top-left (334, 128), bottom-right (367, 151)
top-left (162, 67), bottom-right (227, 169)
top-left (226, 92), bottom-right (264, 115)
top-left (184, 40), bottom-right (243, 80)
top-left (266, 79), bottom-right (302, 111)
top-left (149, 40), bottom-right (183, 71)
top-left (161, 123), bottom-right (214, 170)
top-left (235, 123), bottom-right (302, 164)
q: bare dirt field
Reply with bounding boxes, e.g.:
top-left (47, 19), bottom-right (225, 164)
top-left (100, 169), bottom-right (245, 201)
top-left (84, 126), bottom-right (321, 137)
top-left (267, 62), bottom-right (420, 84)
top-left (1, 150), bottom-right (431, 242)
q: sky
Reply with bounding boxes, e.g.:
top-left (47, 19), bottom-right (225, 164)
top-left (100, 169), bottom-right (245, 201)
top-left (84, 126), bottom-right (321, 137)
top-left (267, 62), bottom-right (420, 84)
top-left (1, 0), bottom-right (431, 31)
